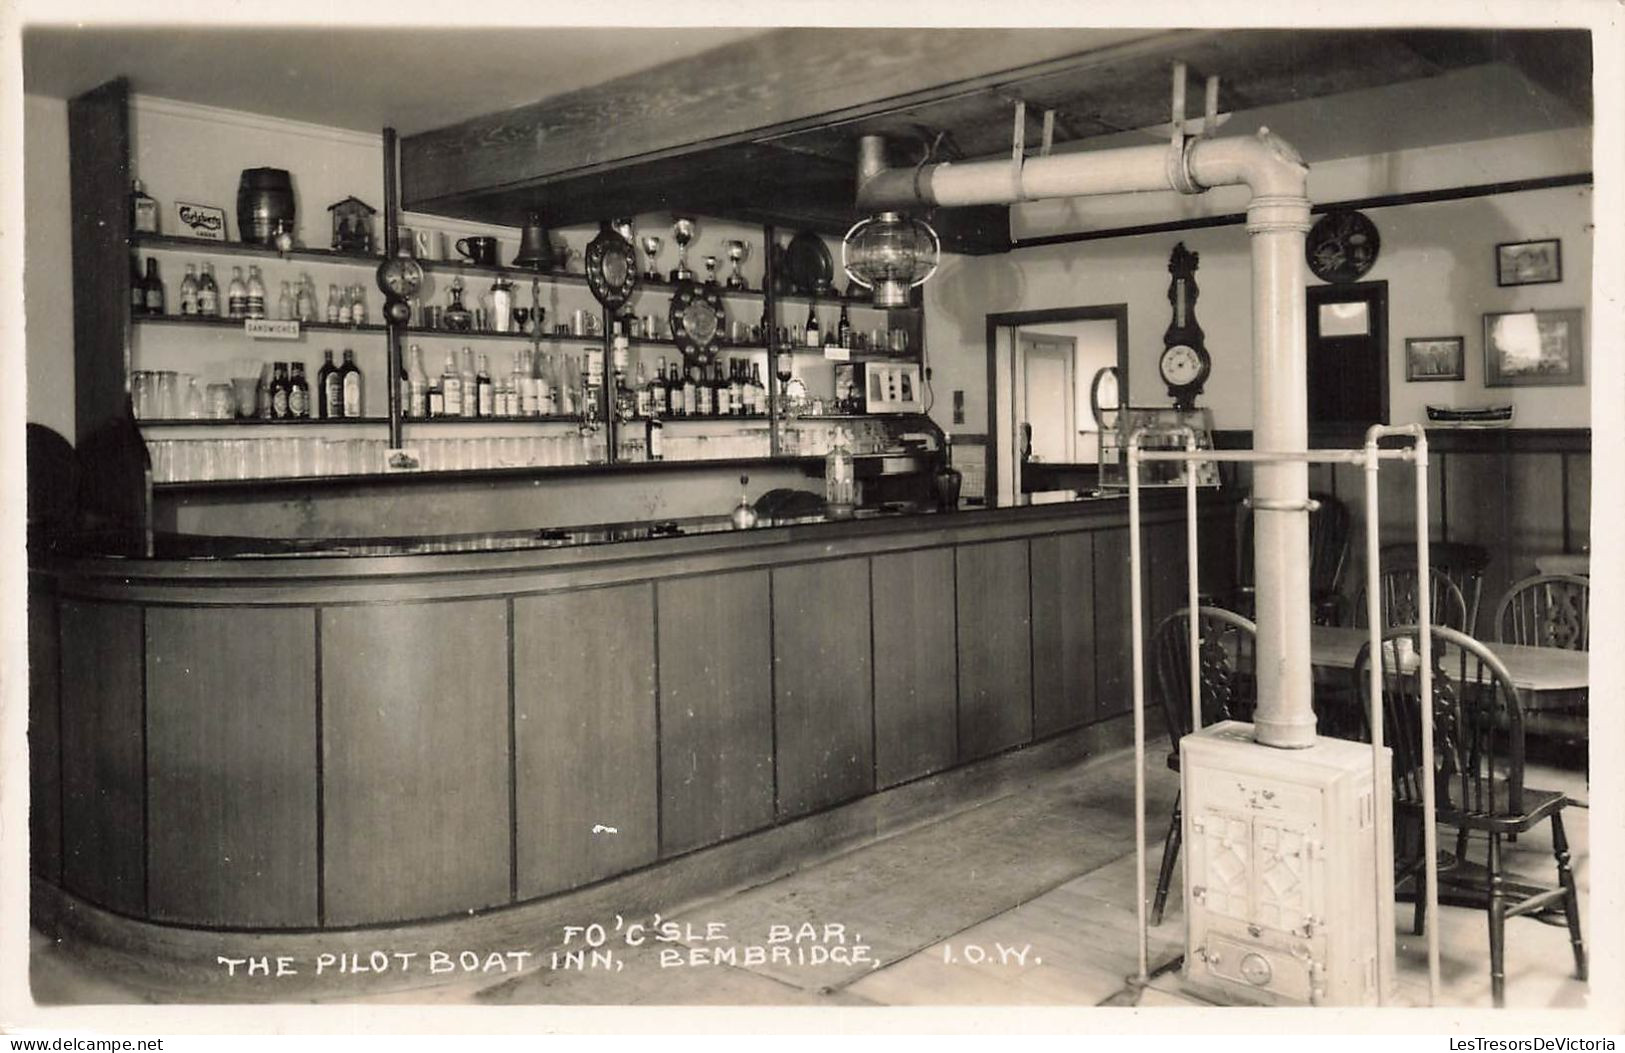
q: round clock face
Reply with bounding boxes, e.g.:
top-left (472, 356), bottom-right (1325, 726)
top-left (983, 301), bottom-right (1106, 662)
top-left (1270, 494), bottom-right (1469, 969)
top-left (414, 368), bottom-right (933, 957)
top-left (1306, 209), bottom-right (1380, 283)
top-left (585, 227), bottom-right (639, 311)
top-left (376, 254), bottom-right (424, 300)
top-left (668, 280), bottom-right (724, 365)
top-left (1160, 343), bottom-right (1204, 387)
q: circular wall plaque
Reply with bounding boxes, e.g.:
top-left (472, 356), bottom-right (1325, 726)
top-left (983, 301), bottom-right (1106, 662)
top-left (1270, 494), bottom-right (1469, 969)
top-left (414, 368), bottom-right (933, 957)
top-left (1306, 209), bottom-right (1381, 283)
top-left (668, 280), bottom-right (724, 365)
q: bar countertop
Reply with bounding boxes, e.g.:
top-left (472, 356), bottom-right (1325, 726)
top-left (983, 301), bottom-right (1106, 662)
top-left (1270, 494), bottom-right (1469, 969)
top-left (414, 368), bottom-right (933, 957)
top-left (37, 490), bottom-right (1210, 577)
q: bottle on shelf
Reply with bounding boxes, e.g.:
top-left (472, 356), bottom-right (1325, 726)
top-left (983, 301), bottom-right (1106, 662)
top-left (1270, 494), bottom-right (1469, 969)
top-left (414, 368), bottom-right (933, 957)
top-left (399, 355), bottom-right (410, 420)
top-left (427, 367), bottom-right (445, 418)
top-left (198, 263), bottom-right (221, 318)
top-left (270, 361), bottom-right (290, 419)
top-left (646, 416), bottom-right (664, 461)
top-left (681, 365), bottom-right (698, 417)
top-left (667, 361), bottom-right (684, 417)
top-left (825, 426), bottom-right (856, 518)
top-left (325, 284), bottom-right (341, 324)
top-left (729, 360), bottom-right (744, 416)
top-left (515, 350), bottom-right (535, 417)
top-left (296, 274), bottom-right (316, 323)
top-left (245, 265), bottom-right (267, 320)
top-left (178, 264), bottom-right (199, 317)
top-left (630, 357), bottom-right (650, 416)
top-left (805, 302), bottom-right (821, 348)
top-left (336, 286), bottom-right (352, 326)
top-left (340, 348), bottom-right (363, 418)
top-left (459, 348), bottom-right (477, 418)
top-left (131, 179), bottom-right (159, 234)
top-left (648, 357), bottom-right (666, 418)
top-left (317, 349), bottom-right (338, 419)
top-left (750, 362), bottom-right (766, 415)
top-left (350, 283), bottom-right (369, 326)
top-left (143, 257), bottom-right (164, 316)
top-left (476, 353), bottom-right (495, 418)
top-left (257, 362), bottom-right (273, 420)
top-left (407, 345), bottom-right (430, 419)
top-left (611, 322), bottom-right (630, 380)
top-left (440, 352), bottom-right (462, 418)
top-left (289, 361), bottom-right (310, 419)
top-left (130, 258), bottom-right (146, 316)
top-left (227, 266), bottom-right (248, 319)
top-left (837, 300), bottom-right (852, 348)
top-left (277, 281), bottom-right (295, 321)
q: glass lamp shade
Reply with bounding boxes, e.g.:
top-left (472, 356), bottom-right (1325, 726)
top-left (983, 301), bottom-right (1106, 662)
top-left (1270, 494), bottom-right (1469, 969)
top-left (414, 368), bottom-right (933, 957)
top-left (841, 211), bottom-right (940, 308)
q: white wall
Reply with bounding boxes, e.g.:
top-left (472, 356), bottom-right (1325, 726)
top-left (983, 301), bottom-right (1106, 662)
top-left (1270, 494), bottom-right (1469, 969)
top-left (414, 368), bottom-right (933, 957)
top-left (23, 93), bottom-right (74, 440)
top-left (924, 137), bottom-right (1592, 436)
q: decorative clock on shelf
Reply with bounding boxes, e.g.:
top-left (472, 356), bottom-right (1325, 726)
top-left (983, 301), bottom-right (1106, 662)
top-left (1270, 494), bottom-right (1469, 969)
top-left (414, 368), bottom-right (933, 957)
top-left (668, 279), bottom-right (724, 365)
top-left (375, 248), bottom-right (424, 326)
top-left (584, 220), bottom-right (640, 313)
top-left (1306, 208), bottom-right (1380, 283)
top-left (1159, 241), bottom-right (1211, 412)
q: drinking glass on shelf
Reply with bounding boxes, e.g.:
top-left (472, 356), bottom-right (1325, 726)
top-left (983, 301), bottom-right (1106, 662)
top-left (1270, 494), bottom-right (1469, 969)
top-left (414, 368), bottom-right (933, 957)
top-left (132, 372), bottom-right (156, 420)
top-left (156, 372), bottom-right (179, 419)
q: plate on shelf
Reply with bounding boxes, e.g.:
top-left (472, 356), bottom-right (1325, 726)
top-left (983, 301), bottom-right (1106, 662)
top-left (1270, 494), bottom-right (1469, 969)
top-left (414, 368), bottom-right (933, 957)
top-left (785, 231), bottom-right (834, 297)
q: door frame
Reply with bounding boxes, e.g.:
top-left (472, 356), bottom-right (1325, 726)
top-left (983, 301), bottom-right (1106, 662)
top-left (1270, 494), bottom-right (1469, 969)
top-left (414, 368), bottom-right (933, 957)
top-left (984, 304), bottom-right (1129, 504)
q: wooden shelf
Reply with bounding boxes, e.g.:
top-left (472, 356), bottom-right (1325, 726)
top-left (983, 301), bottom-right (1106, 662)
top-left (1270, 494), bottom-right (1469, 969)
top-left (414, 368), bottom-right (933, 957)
top-left (132, 313), bottom-right (389, 336)
top-left (405, 326), bottom-right (601, 344)
top-left (633, 413), bottom-right (772, 423)
top-left (419, 258), bottom-right (590, 288)
top-left (403, 415), bottom-right (583, 425)
top-left (132, 233), bottom-right (382, 267)
top-left (138, 416), bottom-right (386, 427)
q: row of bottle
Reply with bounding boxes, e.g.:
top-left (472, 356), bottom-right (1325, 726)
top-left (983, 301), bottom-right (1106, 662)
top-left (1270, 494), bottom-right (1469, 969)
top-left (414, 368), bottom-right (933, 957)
top-left (630, 357), bottom-right (770, 419)
top-left (255, 350), bottom-right (365, 419)
top-left (402, 345), bottom-right (590, 420)
top-left (133, 257), bottom-right (371, 325)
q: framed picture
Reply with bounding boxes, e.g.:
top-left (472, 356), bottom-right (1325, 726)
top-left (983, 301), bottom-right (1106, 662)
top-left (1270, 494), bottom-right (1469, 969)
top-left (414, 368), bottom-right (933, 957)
top-left (174, 201), bottom-right (228, 241)
top-left (1483, 308), bottom-right (1584, 387)
top-left (1496, 238), bottom-right (1562, 286)
top-left (1404, 336), bottom-right (1464, 382)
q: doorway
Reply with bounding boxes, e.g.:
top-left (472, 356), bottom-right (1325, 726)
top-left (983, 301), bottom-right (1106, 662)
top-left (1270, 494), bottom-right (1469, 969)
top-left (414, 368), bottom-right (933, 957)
top-left (1307, 280), bottom-right (1389, 429)
top-left (984, 305), bottom-right (1129, 505)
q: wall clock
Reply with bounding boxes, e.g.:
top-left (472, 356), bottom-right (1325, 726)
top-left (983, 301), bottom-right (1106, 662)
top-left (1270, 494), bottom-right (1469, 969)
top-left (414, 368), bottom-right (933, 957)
top-left (376, 250), bottom-right (424, 326)
top-left (1306, 209), bottom-right (1381, 284)
top-left (1159, 242), bottom-right (1211, 412)
top-left (668, 279), bottom-right (724, 365)
top-left (584, 221), bottom-right (640, 312)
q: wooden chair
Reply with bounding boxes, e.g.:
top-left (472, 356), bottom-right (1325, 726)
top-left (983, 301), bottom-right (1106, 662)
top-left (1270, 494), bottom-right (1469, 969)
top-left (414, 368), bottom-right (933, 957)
top-left (1352, 625), bottom-right (1585, 1007)
top-left (1150, 606), bottom-right (1257, 926)
top-left (1351, 565), bottom-right (1471, 632)
top-left (1494, 574), bottom-right (1589, 651)
top-left (1382, 541), bottom-right (1490, 634)
top-left (1231, 492), bottom-right (1352, 624)
top-left (1492, 572), bottom-right (1589, 755)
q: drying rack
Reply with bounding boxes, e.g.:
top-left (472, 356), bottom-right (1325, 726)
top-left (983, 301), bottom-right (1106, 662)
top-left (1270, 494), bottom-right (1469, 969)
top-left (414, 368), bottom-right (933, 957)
top-left (1125, 422), bottom-right (1441, 1007)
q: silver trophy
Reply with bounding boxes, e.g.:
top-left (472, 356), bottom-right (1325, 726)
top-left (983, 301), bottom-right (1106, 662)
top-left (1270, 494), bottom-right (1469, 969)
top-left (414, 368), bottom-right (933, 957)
top-left (671, 217), bottom-right (697, 282)
top-left (702, 254), bottom-right (719, 286)
top-left (640, 235), bottom-right (663, 283)
top-left (725, 239), bottom-right (751, 290)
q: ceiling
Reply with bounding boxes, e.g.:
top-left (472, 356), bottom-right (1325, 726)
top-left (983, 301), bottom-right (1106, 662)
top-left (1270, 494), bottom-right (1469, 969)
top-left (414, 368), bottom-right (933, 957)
top-left (21, 24), bottom-right (1593, 254)
top-left (21, 25), bottom-right (773, 136)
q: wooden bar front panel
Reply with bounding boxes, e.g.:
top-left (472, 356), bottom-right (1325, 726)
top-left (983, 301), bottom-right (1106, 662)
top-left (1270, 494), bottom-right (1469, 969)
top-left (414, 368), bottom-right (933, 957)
top-left (146, 606), bottom-right (319, 927)
top-left (955, 540), bottom-right (1033, 759)
top-left (29, 580), bottom-right (62, 882)
top-left (1092, 529), bottom-right (1132, 720)
top-left (58, 600), bottom-right (145, 915)
top-left (514, 585), bottom-right (659, 899)
top-left (1030, 531), bottom-right (1096, 737)
top-left (657, 571), bottom-right (775, 856)
top-left (772, 558), bottom-right (874, 819)
top-left (871, 548), bottom-right (957, 788)
top-left (321, 600), bottom-right (511, 925)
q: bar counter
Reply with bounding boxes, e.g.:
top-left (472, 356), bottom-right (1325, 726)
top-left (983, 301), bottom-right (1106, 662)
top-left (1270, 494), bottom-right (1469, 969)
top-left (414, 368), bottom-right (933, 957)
top-left (29, 492), bottom-right (1226, 935)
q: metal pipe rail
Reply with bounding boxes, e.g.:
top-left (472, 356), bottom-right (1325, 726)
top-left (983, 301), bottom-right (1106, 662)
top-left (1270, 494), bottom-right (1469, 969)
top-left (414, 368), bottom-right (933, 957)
top-left (1123, 425), bottom-right (1438, 1007)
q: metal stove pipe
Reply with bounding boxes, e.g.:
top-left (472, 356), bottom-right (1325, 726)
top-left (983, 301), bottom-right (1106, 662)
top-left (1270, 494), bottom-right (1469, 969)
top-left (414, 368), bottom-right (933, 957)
top-left (856, 129), bottom-right (1315, 748)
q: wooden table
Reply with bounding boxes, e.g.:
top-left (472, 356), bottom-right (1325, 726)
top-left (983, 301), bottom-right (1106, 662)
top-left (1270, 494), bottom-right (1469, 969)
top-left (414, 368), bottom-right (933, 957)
top-left (1309, 625), bottom-right (1588, 695)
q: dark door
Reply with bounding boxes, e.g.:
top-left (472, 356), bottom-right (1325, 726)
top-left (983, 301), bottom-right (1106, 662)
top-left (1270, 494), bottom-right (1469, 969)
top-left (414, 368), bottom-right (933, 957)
top-left (1307, 280), bottom-right (1388, 428)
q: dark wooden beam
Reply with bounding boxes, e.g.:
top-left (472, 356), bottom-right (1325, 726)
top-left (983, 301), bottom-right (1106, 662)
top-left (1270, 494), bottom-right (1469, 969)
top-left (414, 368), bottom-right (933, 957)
top-left (401, 27), bottom-right (1193, 206)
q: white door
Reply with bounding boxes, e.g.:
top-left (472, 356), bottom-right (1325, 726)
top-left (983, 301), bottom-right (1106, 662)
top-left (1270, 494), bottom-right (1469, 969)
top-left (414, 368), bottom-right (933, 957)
top-left (1016, 332), bottom-right (1075, 465)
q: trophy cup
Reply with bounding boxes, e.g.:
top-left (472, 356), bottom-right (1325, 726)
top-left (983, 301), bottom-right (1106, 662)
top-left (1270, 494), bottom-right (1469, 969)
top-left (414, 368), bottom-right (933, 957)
top-left (670, 217), bottom-right (697, 283)
top-left (725, 239), bottom-right (751, 290)
top-left (702, 255), bottom-right (719, 286)
top-left (640, 235), bottom-right (663, 283)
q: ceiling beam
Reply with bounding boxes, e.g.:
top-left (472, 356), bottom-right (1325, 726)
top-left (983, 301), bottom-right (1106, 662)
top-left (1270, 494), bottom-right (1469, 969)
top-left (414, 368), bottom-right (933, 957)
top-left (400, 26), bottom-right (1202, 208)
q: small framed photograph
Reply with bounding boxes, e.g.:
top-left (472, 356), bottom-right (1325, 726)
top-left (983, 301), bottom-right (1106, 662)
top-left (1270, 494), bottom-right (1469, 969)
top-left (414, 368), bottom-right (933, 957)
top-left (1405, 336), bottom-right (1465, 382)
top-left (174, 201), bottom-right (228, 241)
top-left (1496, 238), bottom-right (1562, 286)
top-left (1484, 308), bottom-right (1584, 387)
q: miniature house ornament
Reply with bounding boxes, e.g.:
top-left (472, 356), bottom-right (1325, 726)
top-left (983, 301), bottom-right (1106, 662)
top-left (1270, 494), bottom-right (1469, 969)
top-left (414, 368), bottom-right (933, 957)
top-left (328, 196), bottom-right (377, 255)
